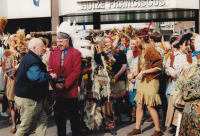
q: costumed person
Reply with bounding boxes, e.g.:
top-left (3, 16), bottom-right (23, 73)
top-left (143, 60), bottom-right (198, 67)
top-left (0, 16), bottom-right (7, 116)
top-left (165, 33), bottom-right (197, 134)
top-left (189, 33), bottom-right (198, 52)
top-left (104, 32), bottom-right (127, 126)
top-left (79, 39), bottom-right (117, 135)
top-left (1, 33), bottom-right (19, 134)
top-left (174, 34), bottom-right (200, 136)
top-left (165, 34), bottom-right (179, 101)
top-left (49, 20), bottom-right (93, 136)
top-left (127, 27), bottom-right (163, 136)
top-left (148, 32), bottom-right (168, 126)
top-left (126, 38), bottom-right (139, 125)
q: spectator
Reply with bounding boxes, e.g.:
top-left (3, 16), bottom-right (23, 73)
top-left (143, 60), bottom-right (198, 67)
top-left (14, 38), bottom-right (57, 136)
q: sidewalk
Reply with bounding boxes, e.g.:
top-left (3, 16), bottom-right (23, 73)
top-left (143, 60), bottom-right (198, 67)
top-left (0, 104), bottom-right (175, 136)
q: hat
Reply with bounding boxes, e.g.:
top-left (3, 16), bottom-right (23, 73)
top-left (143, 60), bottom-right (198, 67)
top-left (191, 33), bottom-right (199, 40)
top-left (173, 33), bottom-right (193, 48)
top-left (25, 34), bottom-right (35, 41)
top-left (39, 37), bottom-right (49, 47)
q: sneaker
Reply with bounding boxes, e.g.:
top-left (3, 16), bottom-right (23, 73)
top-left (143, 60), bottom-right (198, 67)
top-left (1, 112), bottom-right (9, 117)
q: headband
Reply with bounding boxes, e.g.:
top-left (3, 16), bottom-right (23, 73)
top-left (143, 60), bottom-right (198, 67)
top-left (57, 32), bottom-right (71, 39)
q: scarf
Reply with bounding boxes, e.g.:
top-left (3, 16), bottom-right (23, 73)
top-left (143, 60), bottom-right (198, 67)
top-left (133, 51), bottom-right (139, 58)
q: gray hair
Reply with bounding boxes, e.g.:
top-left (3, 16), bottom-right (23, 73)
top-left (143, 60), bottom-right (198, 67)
top-left (28, 38), bottom-right (43, 49)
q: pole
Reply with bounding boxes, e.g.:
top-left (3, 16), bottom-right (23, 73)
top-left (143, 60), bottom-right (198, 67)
top-left (51, 0), bottom-right (59, 41)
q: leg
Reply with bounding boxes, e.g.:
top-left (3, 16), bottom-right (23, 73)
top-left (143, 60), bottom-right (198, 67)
top-left (135, 102), bottom-right (144, 129)
top-left (115, 97), bottom-right (123, 125)
top-left (2, 93), bottom-right (8, 112)
top-left (35, 99), bottom-right (47, 136)
top-left (146, 105), bottom-right (160, 131)
top-left (54, 97), bottom-right (67, 136)
top-left (15, 97), bottom-right (42, 136)
top-left (66, 98), bottom-right (81, 135)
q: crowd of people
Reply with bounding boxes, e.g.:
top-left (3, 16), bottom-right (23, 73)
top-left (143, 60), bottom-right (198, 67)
top-left (0, 16), bottom-right (200, 136)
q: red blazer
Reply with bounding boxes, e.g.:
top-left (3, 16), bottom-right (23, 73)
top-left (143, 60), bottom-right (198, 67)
top-left (48, 46), bottom-right (81, 98)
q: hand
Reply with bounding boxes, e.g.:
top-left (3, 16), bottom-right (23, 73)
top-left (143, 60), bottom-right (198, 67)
top-left (170, 70), bottom-right (177, 78)
top-left (130, 79), bottom-right (136, 83)
top-left (182, 62), bottom-right (190, 67)
top-left (114, 75), bottom-right (119, 81)
top-left (127, 73), bottom-right (133, 80)
top-left (55, 83), bottom-right (64, 91)
top-left (137, 70), bottom-right (144, 80)
top-left (50, 73), bottom-right (57, 80)
top-left (133, 69), bottom-right (138, 77)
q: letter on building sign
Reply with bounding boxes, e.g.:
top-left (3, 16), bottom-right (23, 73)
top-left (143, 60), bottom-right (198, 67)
top-left (94, 1), bottom-right (100, 9)
top-left (124, 0), bottom-right (131, 8)
top-left (114, 0), bottom-right (119, 8)
top-left (154, 0), bottom-right (159, 6)
top-left (132, 0), bottom-right (140, 7)
top-left (159, 0), bottom-right (166, 6)
top-left (87, 2), bottom-right (92, 10)
top-left (148, 0), bottom-right (153, 7)
top-left (119, 1), bottom-right (125, 8)
top-left (81, 2), bottom-right (87, 10)
top-left (141, 0), bottom-right (147, 7)
top-left (109, 0), bottom-right (114, 9)
top-left (100, 1), bottom-right (106, 9)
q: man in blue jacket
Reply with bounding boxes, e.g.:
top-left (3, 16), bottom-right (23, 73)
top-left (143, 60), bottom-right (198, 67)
top-left (14, 38), bottom-right (57, 136)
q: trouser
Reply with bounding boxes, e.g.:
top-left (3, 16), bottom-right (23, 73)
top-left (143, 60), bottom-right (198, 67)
top-left (101, 97), bottom-right (115, 129)
top-left (54, 96), bottom-right (81, 136)
top-left (2, 93), bottom-right (8, 112)
top-left (115, 97), bottom-right (123, 116)
top-left (126, 89), bottom-right (137, 108)
top-left (15, 96), bottom-right (47, 136)
top-left (155, 74), bottom-right (168, 121)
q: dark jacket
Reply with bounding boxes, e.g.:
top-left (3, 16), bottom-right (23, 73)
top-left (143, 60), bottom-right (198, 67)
top-left (15, 50), bottom-right (48, 99)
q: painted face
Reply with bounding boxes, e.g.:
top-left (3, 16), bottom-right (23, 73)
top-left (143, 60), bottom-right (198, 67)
top-left (57, 38), bottom-right (69, 51)
top-left (121, 37), bottom-right (127, 44)
top-left (130, 40), bottom-right (138, 52)
top-left (105, 41), bottom-right (112, 46)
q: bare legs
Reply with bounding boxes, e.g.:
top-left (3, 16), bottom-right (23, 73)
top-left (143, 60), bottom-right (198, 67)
top-left (9, 101), bottom-right (16, 130)
top-left (135, 102), bottom-right (160, 131)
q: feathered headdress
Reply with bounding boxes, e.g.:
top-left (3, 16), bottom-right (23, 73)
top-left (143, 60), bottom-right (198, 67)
top-left (0, 16), bottom-right (8, 33)
top-left (121, 25), bottom-right (133, 40)
top-left (57, 20), bottom-right (93, 58)
top-left (15, 29), bottom-right (26, 56)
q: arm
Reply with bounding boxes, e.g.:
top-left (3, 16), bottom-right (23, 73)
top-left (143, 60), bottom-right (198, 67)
top-left (48, 51), bottom-right (54, 74)
top-left (112, 36), bottom-right (120, 48)
top-left (64, 51), bottom-right (81, 89)
top-left (26, 64), bottom-right (52, 83)
top-left (114, 64), bottom-right (127, 81)
top-left (165, 56), bottom-right (174, 76)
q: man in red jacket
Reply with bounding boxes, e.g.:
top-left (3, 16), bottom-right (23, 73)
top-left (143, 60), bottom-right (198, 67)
top-left (48, 31), bottom-right (82, 136)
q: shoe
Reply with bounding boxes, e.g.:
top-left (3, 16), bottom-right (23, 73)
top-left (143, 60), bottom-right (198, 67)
top-left (1, 112), bottom-right (9, 117)
top-left (151, 130), bottom-right (163, 136)
top-left (110, 129), bottom-right (117, 135)
top-left (146, 116), bottom-right (153, 122)
top-left (168, 126), bottom-right (176, 134)
top-left (127, 107), bottom-right (136, 125)
top-left (127, 128), bottom-right (142, 136)
top-left (117, 116), bottom-right (122, 125)
top-left (10, 128), bottom-right (17, 134)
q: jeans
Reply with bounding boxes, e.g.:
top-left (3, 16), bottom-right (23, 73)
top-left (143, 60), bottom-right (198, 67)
top-left (126, 89), bottom-right (137, 108)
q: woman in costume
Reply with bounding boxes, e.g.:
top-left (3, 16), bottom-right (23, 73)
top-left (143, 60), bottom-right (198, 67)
top-left (127, 28), bottom-right (163, 136)
top-left (104, 35), bottom-right (127, 125)
top-left (126, 38), bottom-right (139, 125)
top-left (176, 35), bottom-right (200, 136)
top-left (165, 33), bottom-right (196, 134)
top-left (1, 34), bottom-right (19, 134)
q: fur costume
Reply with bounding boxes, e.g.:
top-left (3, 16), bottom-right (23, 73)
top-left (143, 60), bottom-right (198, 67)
top-left (0, 16), bottom-right (8, 33)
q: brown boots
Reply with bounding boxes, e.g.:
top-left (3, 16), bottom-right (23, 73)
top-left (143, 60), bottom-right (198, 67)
top-left (151, 130), bottom-right (163, 136)
top-left (127, 107), bottom-right (136, 125)
top-left (127, 128), bottom-right (142, 136)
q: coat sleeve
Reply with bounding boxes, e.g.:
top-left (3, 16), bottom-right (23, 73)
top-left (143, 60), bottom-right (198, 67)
top-left (48, 51), bottom-right (54, 74)
top-left (149, 47), bottom-right (163, 70)
top-left (64, 50), bottom-right (81, 89)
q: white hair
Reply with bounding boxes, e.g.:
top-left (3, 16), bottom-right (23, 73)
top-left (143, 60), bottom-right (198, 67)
top-left (28, 38), bottom-right (43, 50)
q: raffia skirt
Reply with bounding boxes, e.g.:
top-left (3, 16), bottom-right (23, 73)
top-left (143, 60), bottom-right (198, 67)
top-left (134, 76), bottom-right (161, 106)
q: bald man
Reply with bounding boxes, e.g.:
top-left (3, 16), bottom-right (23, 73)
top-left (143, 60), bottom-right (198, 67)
top-left (14, 38), bottom-right (57, 136)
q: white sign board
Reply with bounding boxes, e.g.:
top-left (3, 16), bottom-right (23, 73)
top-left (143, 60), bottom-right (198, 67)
top-left (78, 0), bottom-right (169, 11)
top-left (0, 0), bottom-right (51, 19)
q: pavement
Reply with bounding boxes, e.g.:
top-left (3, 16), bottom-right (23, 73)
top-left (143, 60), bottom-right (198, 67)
top-left (0, 104), bottom-right (175, 136)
